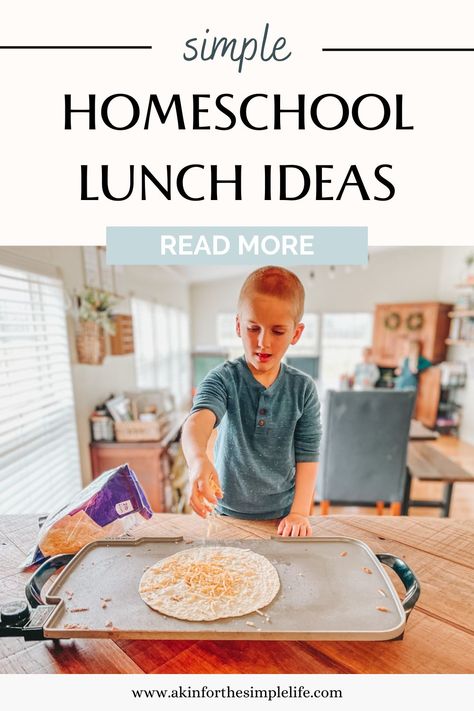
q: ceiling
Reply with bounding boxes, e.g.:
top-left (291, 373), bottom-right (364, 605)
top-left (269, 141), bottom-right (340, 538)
top-left (173, 246), bottom-right (399, 284)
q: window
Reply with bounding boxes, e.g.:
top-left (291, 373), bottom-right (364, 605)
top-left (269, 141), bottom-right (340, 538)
top-left (289, 313), bottom-right (319, 355)
top-left (320, 313), bottom-right (374, 391)
top-left (216, 313), bottom-right (242, 360)
top-left (0, 261), bottom-right (81, 514)
top-left (132, 299), bottom-right (190, 408)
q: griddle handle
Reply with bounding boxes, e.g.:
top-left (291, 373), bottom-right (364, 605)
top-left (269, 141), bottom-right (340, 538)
top-left (376, 553), bottom-right (420, 618)
top-left (25, 555), bottom-right (74, 608)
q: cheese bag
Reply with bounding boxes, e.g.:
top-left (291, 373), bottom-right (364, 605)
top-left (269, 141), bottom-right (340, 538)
top-left (24, 463), bottom-right (152, 567)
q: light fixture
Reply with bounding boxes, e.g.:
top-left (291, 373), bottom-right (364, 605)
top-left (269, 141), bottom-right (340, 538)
top-left (307, 269), bottom-right (316, 288)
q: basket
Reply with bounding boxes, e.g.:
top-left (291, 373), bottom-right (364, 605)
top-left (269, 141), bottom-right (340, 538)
top-left (115, 420), bottom-right (162, 442)
top-left (76, 321), bottom-right (106, 365)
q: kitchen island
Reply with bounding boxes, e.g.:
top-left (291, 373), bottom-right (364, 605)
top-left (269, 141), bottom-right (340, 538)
top-left (0, 513), bottom-right (473, 674)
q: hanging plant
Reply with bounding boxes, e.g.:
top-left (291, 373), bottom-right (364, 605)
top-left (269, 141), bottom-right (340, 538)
top-left (384, 311), bottom-right (401, 331)
top-left (77, 288), bottom-right (116, 335)
top-left (75, 289), bottom-right (116, 365)
top-left (406, 312), bottom-right (424, 331)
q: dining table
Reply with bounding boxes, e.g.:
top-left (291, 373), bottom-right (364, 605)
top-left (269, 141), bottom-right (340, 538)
top-left (0, 512), bottom-right (473, 674)
top-left (406, 435), bottom-right (474, 516)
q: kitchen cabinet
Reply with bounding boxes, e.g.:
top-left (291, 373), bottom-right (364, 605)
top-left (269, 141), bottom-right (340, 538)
top-left (372, 301), bottom-right (452, 367)
top-left (372, 302), bottom-right (452, 428)
top-left (90, 442), bottom-right (172, 512)
top-left (415, 366), bottom-right (442, 427)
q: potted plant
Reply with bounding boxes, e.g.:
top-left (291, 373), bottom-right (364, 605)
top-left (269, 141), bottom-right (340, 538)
top-left (76, 289), bottom-right (116, 365)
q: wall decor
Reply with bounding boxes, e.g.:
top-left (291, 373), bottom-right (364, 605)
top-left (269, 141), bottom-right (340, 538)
top-left (384, 311), bottom-right (401, 331)
top-left (406, 312), bottom-right (424, 331)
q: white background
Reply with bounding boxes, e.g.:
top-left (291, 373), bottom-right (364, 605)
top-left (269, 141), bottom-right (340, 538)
top-left (1, 0), bottom-right (474, 245)
top-left (0, 3), bottom-right (473, 699)
top-left (1, 674), bottom-right (472, 710)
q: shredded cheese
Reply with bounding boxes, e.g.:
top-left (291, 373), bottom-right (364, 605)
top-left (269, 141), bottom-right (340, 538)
top-left (139, 546), bottom-right (279, 622)
top-left (148, 554), bottom-right (252, 600)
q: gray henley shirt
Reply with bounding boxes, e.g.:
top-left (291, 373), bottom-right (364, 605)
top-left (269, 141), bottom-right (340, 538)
top-left (190, 356), bottom-right (322, 519)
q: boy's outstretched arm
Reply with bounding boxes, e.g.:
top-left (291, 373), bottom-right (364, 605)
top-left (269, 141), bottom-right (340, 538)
top-left (181, 409), bottom-right (223, 518)
top-left (277, 462), bottom-right (318, 537)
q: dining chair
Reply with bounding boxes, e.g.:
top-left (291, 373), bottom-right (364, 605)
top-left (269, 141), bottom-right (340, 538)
top-left (316, 389), bottom-right (416, 515)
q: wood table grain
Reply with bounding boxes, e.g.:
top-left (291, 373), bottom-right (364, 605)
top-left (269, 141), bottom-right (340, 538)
top-left (1, 514), bottom-right (473, 674)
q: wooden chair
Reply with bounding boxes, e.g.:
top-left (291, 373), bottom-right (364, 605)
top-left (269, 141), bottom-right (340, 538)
top-left (316, 390), bottom-right (416, 516)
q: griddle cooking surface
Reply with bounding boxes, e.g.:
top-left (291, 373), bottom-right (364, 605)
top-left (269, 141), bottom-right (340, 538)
top-left (44, 537), bottom-right (406, 640)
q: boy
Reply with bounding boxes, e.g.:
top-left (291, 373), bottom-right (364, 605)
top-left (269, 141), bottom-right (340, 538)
top-left (181, 266), bottom-right (321, 537)
top-left (353, 346), bottom-right (380, 390)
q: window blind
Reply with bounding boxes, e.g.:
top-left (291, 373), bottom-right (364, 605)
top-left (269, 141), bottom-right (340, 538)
top-left (0, 263), bottom-right (82, 514)
top-left (132, 298), bottom-right (191, 408)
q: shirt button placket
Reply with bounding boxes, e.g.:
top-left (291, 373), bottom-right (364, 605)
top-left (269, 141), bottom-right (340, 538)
top-left (256, 394), bottom-right (270, 431)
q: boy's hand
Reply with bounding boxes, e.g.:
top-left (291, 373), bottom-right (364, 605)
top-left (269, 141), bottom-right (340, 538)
top-left (189, 457), bottom-right (223, 518)
top-left (277, 513), bottom-right (312, 537)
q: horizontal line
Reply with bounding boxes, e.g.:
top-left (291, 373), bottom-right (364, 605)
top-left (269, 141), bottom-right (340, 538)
top-left (323, 48), bottom-right (474, 52)
top-left (0, 45), bottom-right (152, 50)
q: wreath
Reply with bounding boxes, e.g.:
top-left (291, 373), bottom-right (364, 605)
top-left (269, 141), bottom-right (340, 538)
top-left (384, 312), bottom-right (401, 330)
top-left (406, 312), bottom-right (424, 331)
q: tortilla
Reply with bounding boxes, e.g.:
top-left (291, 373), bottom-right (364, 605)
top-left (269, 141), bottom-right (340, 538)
top-left (139, 546), bottom-right (280, 621)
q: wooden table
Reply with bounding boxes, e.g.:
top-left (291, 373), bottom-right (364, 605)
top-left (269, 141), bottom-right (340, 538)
top-left (406, 437), bottom-right (474, 516)
top-left (1, 513), bottom-right (473, 674)
top-left (409, 419), bottom-right (439, 441)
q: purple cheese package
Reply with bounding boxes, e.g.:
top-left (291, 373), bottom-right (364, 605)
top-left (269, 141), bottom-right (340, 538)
top-left (24, 463), bottom-right (152, 567)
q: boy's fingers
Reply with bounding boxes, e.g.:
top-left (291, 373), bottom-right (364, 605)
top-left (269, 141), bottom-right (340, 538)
top-left (190, 500), bottom-right (206, 518)
top-left (190, 493), bottom-right (206, 516)
top-left (278, 519), bottom-right (314, 537)
top-left (190, 499), bottom-right (206, 518)
top-left (209, 473), bottom-right (224, 499)
top-left (190, 491), bottom-right (209, 518)
top-left (201, 481), bottom-right (218, 505)
top-left (195, 477), bottom-right (218, 505)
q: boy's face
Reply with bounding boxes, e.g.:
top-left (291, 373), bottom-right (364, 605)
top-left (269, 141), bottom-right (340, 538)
top-left (236, 295), bottom-right (304, 377)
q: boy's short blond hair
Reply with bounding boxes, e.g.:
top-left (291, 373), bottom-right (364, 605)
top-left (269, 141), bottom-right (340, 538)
top-left (238, 266), bottom-right (305, 323)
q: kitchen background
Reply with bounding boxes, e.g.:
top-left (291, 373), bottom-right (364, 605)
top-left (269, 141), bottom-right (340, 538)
top-left (1, 245), bottom-right (473, 516)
